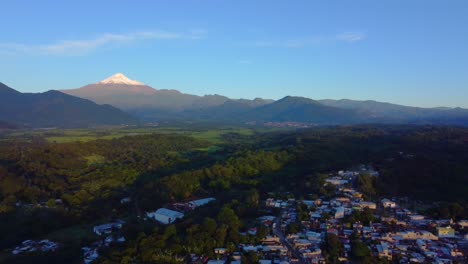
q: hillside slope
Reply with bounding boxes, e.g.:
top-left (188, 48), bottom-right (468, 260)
top-left (0, 82), bottom-right (136, 128)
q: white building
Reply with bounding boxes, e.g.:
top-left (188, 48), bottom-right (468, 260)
top-left (326, 177), bottom-right (349, 185)
top-left (338, 170), bottom-right (357, 177)
top-left (408, 214), bottom-right (425, 221)
top-left (381, 198), bottom-right (396, 208)
top-left (334, 207), bottom-right (345, 219)
top-left (457, 220), bottom-right (468, 227)
top-left (358, 202), bottom-right (377, 210)
top-left (120, 197), bottom-right (131, 204)
top-left (147, 208), bottom-right (184, 224)
top-left (188, 197), bottom-right (216, 209)
top-left (93, 221), bottom-right (124, 236)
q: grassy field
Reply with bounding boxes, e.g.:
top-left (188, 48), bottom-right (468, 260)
top-left (84, 154), bottom-right (107, 165)
top-left (0, 125), bottom-right (277, 145)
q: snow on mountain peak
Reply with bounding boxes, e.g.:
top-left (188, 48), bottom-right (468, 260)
top-left (98, 73), bottom-right (144, 85)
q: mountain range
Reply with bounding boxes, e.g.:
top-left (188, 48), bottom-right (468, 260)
top-left (318, 99), bottom-right (468, 125)
top-left (63, 73), bottom-right (273, 112)
top-left (61, 73), bottom-right (468, 126)
top-left (0, 82), bottom-right (135, 128)
top-left (1, 73), bottom-right (468, 128)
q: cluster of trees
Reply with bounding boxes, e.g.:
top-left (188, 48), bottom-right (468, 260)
top-left (0, 134), bottom-right (208, 212)
top-left (160, 150), bottom-right (290, 200)
top-left (425, 202), bottom-right (468, 220)
top-left (356, 174), bottom-right (377, 199)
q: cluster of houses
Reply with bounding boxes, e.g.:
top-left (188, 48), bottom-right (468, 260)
top-left (83, 220), bottom-right (126, 263)
top-left (242, 235), bottom-right (290, 263)
top-left (11, 239), bottom-right (59, 255)
top-left (281, 205), bottom-right (326, 263)
top-left (219, 167), bottom-right (467, 264)
top-left (193, 233), bottom-right (290, 263)
top-left (82, 235), bottom-right (126, 264)
top-left (146, 197), bottom-right (216, 225)
top-left (261, 168), bottom-right (468, 263)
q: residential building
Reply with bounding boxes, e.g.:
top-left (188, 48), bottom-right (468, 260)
top-left (381, 198), bottom-right (396, 208)
top-left (146, 208), bottom-right (184, 224)
top-left (188, 197), bottom-right (216, 209)
top-left (436, 227), bottom-right (455, 238)
top-left (93, 221), bottom-right (124, 236)
top-left (334, 207), bottom-right (345, 219)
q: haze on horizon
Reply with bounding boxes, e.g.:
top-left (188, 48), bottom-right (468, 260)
top-left (1, 0), bottom-right (467, 108)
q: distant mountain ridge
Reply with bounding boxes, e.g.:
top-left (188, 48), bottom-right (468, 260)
top-left (0, 121), bottom-right (18, 129)
top-left (61, 73), bottom-right (273, 111)
top-left (319, 98), bottom-right (468, 125)
top-left (21, 73), bottom-right (468, 126)
top-left (249, 96), bottom-right (372, 123)
top-left (0, 82), bottom-right (136, 128)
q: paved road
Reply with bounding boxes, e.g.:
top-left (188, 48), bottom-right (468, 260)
top-left (273, 210), bottom-right (307, 264)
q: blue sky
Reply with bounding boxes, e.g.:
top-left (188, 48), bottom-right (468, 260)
top-left (1, 0), bottom-right (467, 108)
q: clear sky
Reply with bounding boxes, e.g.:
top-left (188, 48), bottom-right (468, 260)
top-left (1, 0), bottom-right (467, 108)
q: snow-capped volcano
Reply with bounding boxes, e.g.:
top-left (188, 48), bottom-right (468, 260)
top-left (98, 73), bottom-right (144, 86)
top-left (60, 73), bottom-right (235, 111)
top-left (61, 73), bottom-right (159, 108)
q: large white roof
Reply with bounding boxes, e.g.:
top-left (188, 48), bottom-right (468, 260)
top-left (188, 197), bottom-right (216, 207)
top-left (155, 208), bottom-right (184, 218)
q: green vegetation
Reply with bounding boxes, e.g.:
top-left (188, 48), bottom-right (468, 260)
top-left (350, 238), bottom-right (372, 263)
top-left (321, 233), bottom-right (344, 263)
top-left (2, 125), bottom-right (260, 144)
top-left (1, 124), bottom-right (468, 262)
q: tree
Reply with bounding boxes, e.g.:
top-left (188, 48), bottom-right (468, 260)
top-left (163, 225), bottom-right (177, 240)
top-left (286, 222), bottom-right (300, 235)
top-left (46, 199), bottom-right (56, 208)
top-left (214, 225), bottom-right (228, 247)
top-left (321, 233), bottom-right (344, 264)
top-left (243, 251), bottom-right (259, 264)
top-left (350, 239), bottom-right (372, 263)
top-left (349, 207), bottom-right (375, 225)
top-left (202, 217), bottom-right (217, 235)
top-left (256, 225), bottom-right (269, 241)
top-left (217, 206), bottom-right (240, 243)
top-left (245, 189), bottom-right (260, 208)
top-left (357, 174), bottom-right (376, 198)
